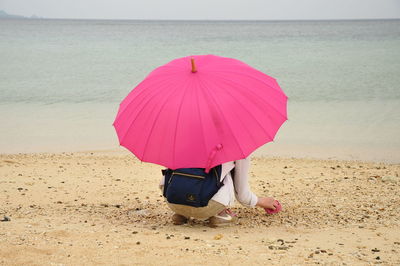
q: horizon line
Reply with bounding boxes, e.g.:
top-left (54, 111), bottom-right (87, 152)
top-left (2, 17), bottom-right (400, 22)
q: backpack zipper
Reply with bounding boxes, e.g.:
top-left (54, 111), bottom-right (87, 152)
top-left (172, 172), bottom-right (205, 179)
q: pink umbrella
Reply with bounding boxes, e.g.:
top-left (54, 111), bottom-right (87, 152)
top-left (113, 55), bottom-right (287, 172)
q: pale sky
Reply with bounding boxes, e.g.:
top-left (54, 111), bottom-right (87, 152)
top-left (1, 0), bottom-right (399, 20)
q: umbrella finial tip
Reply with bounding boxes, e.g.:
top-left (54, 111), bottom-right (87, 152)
top-left (191, 57), bottom-right (197, 73)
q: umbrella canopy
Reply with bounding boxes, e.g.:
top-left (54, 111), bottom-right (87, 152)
top-left (113, 54), bottom-right (287, 172)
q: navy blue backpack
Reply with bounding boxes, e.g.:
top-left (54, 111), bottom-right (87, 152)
top-left (162, 165), bottom-right (223, 207)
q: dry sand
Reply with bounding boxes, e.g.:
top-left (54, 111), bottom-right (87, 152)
top-left (0, 150), bottom-right (399, 265)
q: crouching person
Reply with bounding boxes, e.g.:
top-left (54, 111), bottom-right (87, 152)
top-left (160, 157), bottom-right (280, 227)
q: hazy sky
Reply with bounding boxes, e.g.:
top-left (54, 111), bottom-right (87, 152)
top-left (1, 0), bottom-right (399, 20)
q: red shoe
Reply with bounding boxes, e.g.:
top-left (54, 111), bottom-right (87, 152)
top-left (208, 209), bottom-right (237, 227)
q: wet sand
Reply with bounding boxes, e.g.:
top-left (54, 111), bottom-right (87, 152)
top-left (0, 150), bottom-right (399, 265)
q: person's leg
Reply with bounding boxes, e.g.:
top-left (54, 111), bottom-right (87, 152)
top-left (166, 200), bottom-right (226, 223)
top-left (166, 203), bottom-right (191, 224)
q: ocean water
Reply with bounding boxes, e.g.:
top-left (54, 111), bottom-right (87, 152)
top-left (0, 19), bottom-right (399, 162)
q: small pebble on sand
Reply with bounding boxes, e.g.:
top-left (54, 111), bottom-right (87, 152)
top-left (1, 216), bottom-right (11, 222)
top-left (214, 234), bottom-right (223, 240)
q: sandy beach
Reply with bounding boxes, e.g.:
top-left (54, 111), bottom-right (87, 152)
top-left (0, 150), bottom-right (399, 265)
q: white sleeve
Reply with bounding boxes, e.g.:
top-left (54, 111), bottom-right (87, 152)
top-left (233, 157), bottom-right (258, 207)
top-left (159, 175), bottom-right (165, 192)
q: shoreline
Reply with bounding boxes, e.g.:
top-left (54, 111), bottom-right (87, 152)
top-left (1, 147), bottom-right (399, 166)
top-left (1, 100), bottom-right (399, 164)
top-left (1, 151), bottom-right (399, 264)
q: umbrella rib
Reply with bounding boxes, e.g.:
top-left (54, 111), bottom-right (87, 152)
top-left (216, 79), bottom-right (275, 142)
top-left (171, 77), bottom-right (192, 168)
top-left (139, 82), bottom-right (183, 162)
top-left (197, 76), bottom-right (247, 159)
top-left (115, 74), bottom-right (179, 122)
top-left (209, 73), bottom-right (288, 120)
top-left (212, 79), bottom-right (288, 159)
top-left (194, 78), bottom-right (208, 166)
top-left (118, 79), bottom-right (178, 144)
top-left (211, 69), bottom-right (287, 97)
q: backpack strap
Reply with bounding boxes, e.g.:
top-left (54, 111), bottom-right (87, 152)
top-left (230, 161), bottom-right (236, 180)
top-left (161, 168), bottom-right (173, 197)
top-left (212, 165), bottom-right (223, 188)
top-left (161, 169), bottom-right (169, 176)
